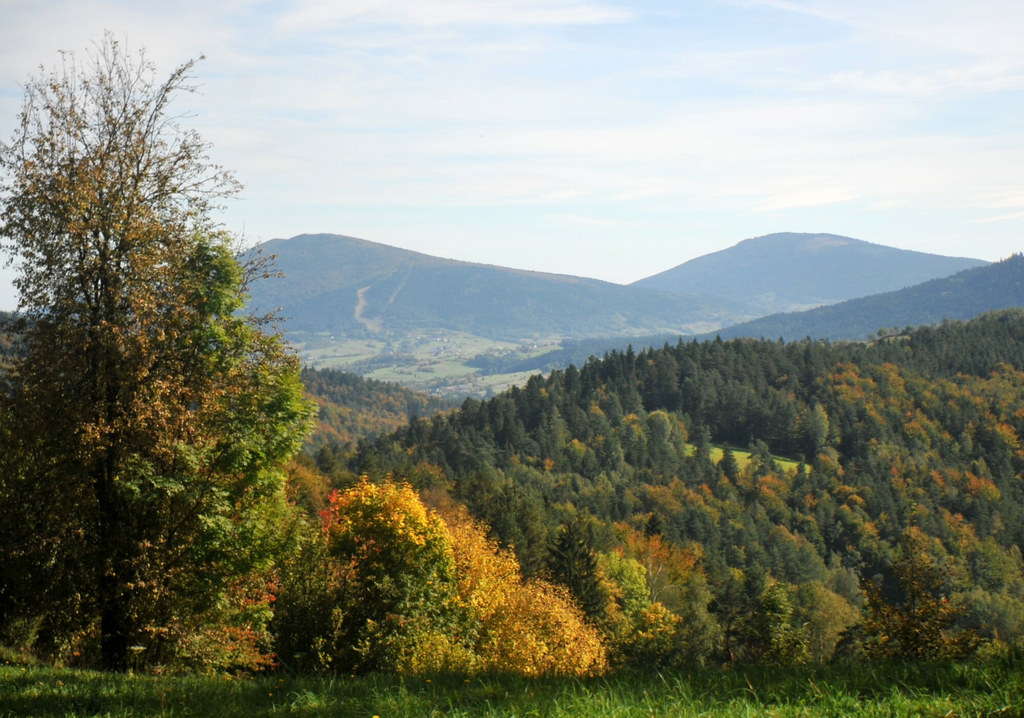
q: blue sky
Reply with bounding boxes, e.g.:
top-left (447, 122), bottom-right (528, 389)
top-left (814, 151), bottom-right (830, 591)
top-left (2, 0), bottom-right (1024, 310)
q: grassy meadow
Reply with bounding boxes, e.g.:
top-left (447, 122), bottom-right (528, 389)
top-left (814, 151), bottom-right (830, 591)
top-left (2, 660), bottom-right (1022, 717)
top-left (704, 445), bottom-right (802, 473)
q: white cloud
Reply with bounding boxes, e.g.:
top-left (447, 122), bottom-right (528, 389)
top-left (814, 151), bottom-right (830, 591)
top-left (973, 210), bottom-right (1024, 224)
top-left (826, 63), bottom-right (1024, 97)
top-left (754, 185), bottom-right (861, 212)
top-left (277, 0), bottom-right (631, 32)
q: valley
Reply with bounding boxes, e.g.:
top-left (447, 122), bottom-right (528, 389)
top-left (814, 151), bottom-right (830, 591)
top-left (7, 14), bottom-right (1024, 702)
top-left (252, 232), bottom-right (1000, 397)
top-left (295, 329), bottom-right (559, 396)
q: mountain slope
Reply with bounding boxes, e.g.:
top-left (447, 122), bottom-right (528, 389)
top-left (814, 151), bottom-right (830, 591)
top-left (246, 234), bottom-right (759, 340)
top-left (710, 253), bottom-right (1024, 341)
top-left (632, 232), bottom-right (987, 314)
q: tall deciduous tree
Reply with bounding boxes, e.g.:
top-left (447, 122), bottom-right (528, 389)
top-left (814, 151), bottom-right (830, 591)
top-left (0, 36), bottom-right (312, 671)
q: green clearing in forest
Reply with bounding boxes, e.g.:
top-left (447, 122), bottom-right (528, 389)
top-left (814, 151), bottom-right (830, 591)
top-left (700, 445), bottom-right (802, 473)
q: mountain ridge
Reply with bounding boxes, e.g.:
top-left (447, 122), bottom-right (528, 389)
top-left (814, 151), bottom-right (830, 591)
top-left (248, 232), bottom-right (988, 340)
top-left (705, 253), bottom-right (1024, 342)
top-left (245, 233), bottom-right (761, 340)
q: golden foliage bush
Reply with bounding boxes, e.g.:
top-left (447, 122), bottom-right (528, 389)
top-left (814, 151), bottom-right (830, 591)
top-left (319, 479), bottom-right (469, 673)
top-left (289, 480), bottom-right (607, 676)
top-left (439, 502), bottom-right (608, 676)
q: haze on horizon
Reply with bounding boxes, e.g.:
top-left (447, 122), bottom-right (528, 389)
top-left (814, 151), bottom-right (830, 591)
top-left (1, 1), bottom-right (1023, 312)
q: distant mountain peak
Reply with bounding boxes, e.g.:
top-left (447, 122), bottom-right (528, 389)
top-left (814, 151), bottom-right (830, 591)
top-left (803, 235), bottom-right (850, 251)
top-left (632, 233), bottom-right (986, 314)
top-left (740, 231), bottom-right (850, 245)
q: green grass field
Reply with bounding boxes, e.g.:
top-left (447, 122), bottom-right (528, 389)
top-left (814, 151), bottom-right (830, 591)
top-left (2, 661), bottom-right (1021, 717)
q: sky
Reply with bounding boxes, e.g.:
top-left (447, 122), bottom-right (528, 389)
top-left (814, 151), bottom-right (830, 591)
top-left (2, 0), bottom-right (1024, 310)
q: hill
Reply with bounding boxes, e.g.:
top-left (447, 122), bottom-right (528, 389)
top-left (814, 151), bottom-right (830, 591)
top-left (632, 232), bottom-right (986, 313)
top-left (464, 254), bottom-right (1024, 370)
top-left (710, 253), bottom-right (1024, 341)
top-left (338, 309), bottom-right (1024, 663)
top-left (246, 234), bottom-right (758, 340)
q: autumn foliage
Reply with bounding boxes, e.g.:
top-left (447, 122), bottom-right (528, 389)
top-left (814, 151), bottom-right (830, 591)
top-left (0, 37), bottom-right (313, 672)
top-left (440, 501), bottom-right (607, 676)
top-left (273, 478), bottom-right (607, 676)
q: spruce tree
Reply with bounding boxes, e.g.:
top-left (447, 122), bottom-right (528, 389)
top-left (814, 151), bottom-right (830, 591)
top-left (548, 519), bottom-right (609, 621)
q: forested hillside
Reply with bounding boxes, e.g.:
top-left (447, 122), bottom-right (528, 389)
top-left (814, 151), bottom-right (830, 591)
top-left (318, 309), bottom-right (1024, 664)
top-left (301, 367), bottom-right (456, 446)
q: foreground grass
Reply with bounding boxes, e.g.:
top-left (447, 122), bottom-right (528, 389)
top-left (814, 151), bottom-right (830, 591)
top-left (2, 660), bottom-right (1022, 717)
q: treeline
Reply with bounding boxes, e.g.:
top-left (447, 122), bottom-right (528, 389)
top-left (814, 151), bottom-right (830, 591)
top-left (304, 309), bottom-right (1024, 666)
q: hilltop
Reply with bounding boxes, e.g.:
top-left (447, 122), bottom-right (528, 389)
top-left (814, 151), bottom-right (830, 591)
top-left (632, 232), bottom-right (986, 313)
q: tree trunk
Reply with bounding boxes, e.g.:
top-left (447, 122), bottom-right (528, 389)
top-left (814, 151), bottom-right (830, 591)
top-left (95, 455), bottom-right (128, 672)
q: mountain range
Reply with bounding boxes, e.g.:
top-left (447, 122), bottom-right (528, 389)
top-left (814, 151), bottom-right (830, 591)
top-left (241, 231), bottom-right (1019, 394)
top-left (246, 234), bottom-right (759, 340)
top-left (247, 232), bottom-right (987, 342)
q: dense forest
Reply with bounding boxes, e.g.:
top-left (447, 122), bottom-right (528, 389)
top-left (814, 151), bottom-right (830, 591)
top-left (299, 309), bottom-right (1024, 667)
